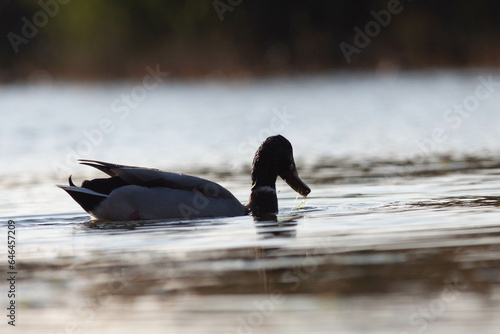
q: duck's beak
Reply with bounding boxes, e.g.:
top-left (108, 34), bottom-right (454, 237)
top-left (282, 168), bottom-right (311, 196)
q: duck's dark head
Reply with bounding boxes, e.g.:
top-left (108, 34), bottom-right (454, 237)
top-left (247, 135), bottom-right (311, 217)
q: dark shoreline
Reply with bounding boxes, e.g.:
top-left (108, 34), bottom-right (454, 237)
top-left (2, 1), bottom-right (500, 82)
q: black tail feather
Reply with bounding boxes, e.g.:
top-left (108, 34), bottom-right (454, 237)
top-left (61, 188), bottom-right (107, 213)
top-left (78, 159), bottom-right (158, 176)
top-left (69, 175), bottom-right (76, 187)
top-left (79, 161), bottom-right (118, 177)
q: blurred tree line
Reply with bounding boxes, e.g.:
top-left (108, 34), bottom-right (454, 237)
top-left (1, 0), bottom-right (499, 81)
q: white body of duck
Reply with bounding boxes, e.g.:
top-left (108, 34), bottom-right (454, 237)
top-left (58, 135), bottom-right (310, 221)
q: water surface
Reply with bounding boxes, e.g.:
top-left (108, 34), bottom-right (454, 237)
top-left (2, 70), bottom-right (500, 333)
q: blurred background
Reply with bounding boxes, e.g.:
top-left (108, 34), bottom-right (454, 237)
top-left (2, 0), bottom-right (500, 82)
top-left (2, 2), bottom-right (500, 334)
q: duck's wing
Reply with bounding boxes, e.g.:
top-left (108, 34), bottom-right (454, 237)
top-left (78, 159), bottom-right (237, 200)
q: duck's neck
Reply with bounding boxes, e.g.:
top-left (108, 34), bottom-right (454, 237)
top-left (247, 169), bottom-right (279, 216)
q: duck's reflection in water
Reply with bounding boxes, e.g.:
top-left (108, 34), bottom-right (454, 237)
top-left (83, 214), bottom-right (300, 240)
top-left (253, 214), bottom-right (298, 239)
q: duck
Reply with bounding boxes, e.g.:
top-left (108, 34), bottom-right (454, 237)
top-left (58, 135), bottom-right (311, 221)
